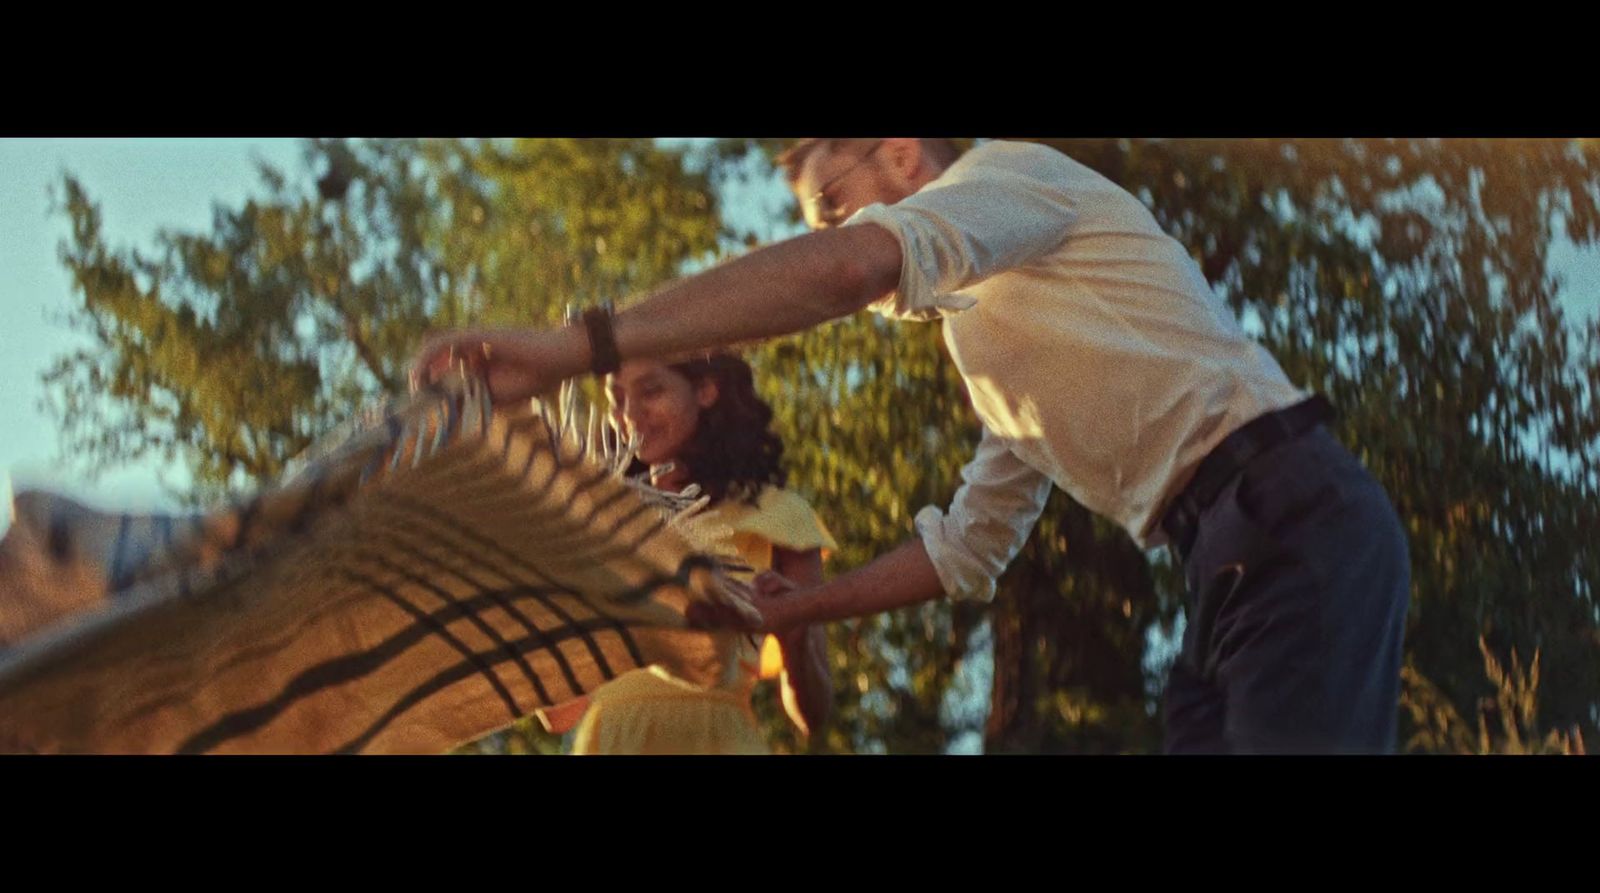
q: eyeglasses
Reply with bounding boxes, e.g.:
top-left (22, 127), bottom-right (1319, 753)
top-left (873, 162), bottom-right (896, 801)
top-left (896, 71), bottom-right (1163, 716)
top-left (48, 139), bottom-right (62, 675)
top-left (805, 139), bottom-right (885, 228)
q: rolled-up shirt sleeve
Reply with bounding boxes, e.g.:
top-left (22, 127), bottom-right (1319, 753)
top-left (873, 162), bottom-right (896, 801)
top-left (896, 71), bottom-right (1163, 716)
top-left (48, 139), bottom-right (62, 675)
top-left (846, 142), bottom-right (1081, 321)
top-left (914, 427), bottom-right (1054, 603)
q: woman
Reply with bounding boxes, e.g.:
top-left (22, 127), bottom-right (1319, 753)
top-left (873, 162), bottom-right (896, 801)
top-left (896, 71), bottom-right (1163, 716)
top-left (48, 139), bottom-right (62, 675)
top-left (539, 352), bottom-right (835, 754)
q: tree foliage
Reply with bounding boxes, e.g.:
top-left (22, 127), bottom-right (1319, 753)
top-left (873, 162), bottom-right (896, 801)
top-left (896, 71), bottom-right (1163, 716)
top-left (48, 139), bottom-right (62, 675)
top-left (47, 138), bottom-right (1600, 753)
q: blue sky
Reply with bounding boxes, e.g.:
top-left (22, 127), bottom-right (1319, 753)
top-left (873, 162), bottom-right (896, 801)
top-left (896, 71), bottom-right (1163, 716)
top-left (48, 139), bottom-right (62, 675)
top-left (1, 139), bottom-right (305, 514)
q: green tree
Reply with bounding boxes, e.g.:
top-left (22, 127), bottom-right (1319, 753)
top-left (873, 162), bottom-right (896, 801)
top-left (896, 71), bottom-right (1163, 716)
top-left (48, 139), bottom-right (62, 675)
top-left (741, 139), bottom-right (1600, 754)
top-left (47, 138), bottom-right (725, 501)
top-left (47, 138), bottom-right (734, 754)
top-left (45, 138), bottom-right (1600, 754)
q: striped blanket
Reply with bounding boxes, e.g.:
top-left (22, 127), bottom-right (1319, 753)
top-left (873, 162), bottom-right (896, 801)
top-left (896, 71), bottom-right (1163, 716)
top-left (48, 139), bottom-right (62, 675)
top-left (0, 375), bottom-right (754, 754)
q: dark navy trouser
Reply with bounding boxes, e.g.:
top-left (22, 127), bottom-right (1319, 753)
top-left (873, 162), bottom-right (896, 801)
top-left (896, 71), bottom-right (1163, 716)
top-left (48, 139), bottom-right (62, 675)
top-left (1163, 427), bottom-right (1411, 754)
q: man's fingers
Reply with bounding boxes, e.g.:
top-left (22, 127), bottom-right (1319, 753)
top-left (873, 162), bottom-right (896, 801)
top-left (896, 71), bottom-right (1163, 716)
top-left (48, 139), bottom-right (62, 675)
top-left (753, 571), bottom-right (795, 597)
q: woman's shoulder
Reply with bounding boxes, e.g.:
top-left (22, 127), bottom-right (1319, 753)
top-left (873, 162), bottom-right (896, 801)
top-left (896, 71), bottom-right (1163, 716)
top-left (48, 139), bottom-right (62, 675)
top-left (736, 486), bottom-right (838, 554)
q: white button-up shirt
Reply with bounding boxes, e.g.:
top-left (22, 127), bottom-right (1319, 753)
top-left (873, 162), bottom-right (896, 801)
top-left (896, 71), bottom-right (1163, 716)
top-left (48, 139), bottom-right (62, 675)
top-left (846, 141), bottom-right (1305, 602)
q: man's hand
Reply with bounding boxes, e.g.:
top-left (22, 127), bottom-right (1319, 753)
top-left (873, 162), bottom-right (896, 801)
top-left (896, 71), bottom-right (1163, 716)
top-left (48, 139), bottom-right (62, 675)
top-left (750, 570), bottom-right (808, 632)
top-left (685, 571), bottom-right (810, 634)
top-left (408, 329), bottom-right (560, 405)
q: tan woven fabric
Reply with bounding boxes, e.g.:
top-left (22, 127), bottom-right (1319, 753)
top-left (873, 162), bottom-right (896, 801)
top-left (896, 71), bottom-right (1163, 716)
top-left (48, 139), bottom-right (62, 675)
top-left (0, 376), bottom-right (752, 754)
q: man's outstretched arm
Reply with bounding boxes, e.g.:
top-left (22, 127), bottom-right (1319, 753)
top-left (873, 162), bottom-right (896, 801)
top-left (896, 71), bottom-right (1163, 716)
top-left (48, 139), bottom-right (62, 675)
top-left (412, 224), bottom-right (903, 397)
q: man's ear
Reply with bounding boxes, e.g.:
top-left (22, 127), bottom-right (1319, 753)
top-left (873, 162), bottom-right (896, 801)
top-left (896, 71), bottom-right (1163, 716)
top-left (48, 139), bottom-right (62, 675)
top-left (880, 138), bottom-right (924, 180)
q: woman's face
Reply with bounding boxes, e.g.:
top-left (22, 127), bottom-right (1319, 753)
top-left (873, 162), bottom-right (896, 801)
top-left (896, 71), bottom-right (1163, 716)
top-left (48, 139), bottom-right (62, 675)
top-left (606, 359), bottom-right (718, 467)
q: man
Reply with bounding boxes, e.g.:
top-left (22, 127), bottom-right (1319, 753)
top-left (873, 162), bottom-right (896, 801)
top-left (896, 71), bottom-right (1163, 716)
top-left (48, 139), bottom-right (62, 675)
top-left (413, 138), bottom-right (1411, 753)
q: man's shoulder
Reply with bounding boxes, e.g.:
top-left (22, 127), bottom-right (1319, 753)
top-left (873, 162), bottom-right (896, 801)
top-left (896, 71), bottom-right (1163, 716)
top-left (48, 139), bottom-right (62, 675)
top-left (955, 140), bottom-right (1076, 175)
top-left (943, 140), bottom-right (1112, 193)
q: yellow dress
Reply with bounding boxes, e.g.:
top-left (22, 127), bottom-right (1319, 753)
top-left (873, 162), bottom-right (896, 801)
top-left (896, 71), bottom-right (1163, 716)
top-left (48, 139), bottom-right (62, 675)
top-left (568, 486), bottom-right (837, 755)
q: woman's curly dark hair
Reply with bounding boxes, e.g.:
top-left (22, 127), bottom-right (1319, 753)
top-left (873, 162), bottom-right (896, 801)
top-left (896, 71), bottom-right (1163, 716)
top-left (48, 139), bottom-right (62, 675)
top-left (627, 352), bottom-right (787, 506)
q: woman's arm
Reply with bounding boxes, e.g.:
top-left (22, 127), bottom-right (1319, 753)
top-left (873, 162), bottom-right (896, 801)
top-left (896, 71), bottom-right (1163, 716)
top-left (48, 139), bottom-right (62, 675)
top-left (769, 546), bottom-right (833, 737)
top-left (536, 696), bottom-right (591, 736)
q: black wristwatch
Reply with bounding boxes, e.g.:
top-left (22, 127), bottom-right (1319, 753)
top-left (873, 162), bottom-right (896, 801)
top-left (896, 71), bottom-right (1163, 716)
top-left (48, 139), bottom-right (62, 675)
top-left (568, 301), bottom-right (622, 376)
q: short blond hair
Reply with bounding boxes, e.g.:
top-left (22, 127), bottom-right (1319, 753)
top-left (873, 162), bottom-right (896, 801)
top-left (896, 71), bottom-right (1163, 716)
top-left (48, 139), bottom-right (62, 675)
top-left (775, 138), bottom-right (963, 185)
